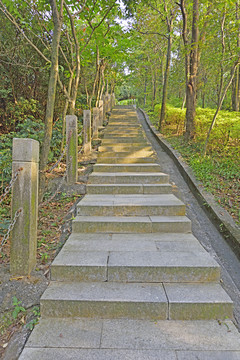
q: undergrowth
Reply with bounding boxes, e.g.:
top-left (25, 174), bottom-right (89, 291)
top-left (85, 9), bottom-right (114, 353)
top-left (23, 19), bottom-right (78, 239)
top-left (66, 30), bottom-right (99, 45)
top-left (148, 105), bottom-right (240, 224)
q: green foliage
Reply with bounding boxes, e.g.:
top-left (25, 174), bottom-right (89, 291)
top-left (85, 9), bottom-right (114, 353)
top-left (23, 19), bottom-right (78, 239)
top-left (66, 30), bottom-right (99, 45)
top-left (12, 296), bottom-right (26, 319)
top-left (149, 104), bottom-right (240, 223)
top-left (151, 104), bottom-right (240, 152)
top-left (0, 98), bottom-right (66, 189)
top-left (26, 306), bottom-right (40, 330)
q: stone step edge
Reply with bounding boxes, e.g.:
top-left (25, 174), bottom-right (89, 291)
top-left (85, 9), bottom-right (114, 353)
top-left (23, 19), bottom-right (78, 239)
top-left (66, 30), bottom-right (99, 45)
top-left (40, 281), bottom-right (233, 320)
top-left (86, 184), bottom-right (173, 194)
top-left (72, 215), bottom-right (191, 233)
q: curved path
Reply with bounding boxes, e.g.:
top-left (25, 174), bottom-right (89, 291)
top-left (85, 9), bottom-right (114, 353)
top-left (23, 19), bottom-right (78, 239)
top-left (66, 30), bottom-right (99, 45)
top-left (19, 106), bottom-right (240, 360)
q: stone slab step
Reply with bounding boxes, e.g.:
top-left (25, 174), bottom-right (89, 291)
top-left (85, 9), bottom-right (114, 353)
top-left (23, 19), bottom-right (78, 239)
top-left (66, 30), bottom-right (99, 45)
top-left (102, 138), bottom-right (149, 144)
top-left (18, 347), bottom-right (240, 360)
top-left (104, 130), bottom-right (142, 134)
top-left (98, 145), bottom-right (153, 152)
top-left (72, 216), bottom-right (191, 233)
top-left (107, 251), bottom-right (220, 283)
top-left (40, 282), bottom-right (168, 319)
top-left (96, 157), bottom-right (157, 164)
top-left (106, 123), bottom-right (141, 128)
top-left (20, 318), bottom-right (240, 360)
top-left (77, 194), bottom-right (186, 216)
top-left (51, 249), bottom-right (220, 283)
top-left (103, 133), bottom-right (143, 138)
top-left (55, 233), bottom-right (209, 254)
top-left (165, 283), bottom-right (233, 320)
top-left (50, 251), bottom-right (108, 282)
top-left (40, 282), bottom-right (233, 320)
top-left (93, 164), bottom-right (161, 172)
top-left (87, 184), bottom-right (172, 194)
top-left (97, 151), bottom-right (155, 157)
top-left (108, 120), bottom-right (139, 124)
top-left (88, 172), bottom-right (169, 184)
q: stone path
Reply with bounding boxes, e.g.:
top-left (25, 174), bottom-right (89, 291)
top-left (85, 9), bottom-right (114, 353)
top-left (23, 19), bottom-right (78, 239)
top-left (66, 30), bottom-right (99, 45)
top-left (19, 106), bottom-right (240, 359)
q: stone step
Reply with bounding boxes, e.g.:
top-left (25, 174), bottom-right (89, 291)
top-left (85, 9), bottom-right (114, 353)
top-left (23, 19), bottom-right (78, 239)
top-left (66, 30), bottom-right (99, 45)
top-left (19, 317), bottom-right (240, 360)
top-left (107, 250), bottom-right (220, 283)
top-left (87, 184), bottom-right (172, 194)
top-left (54, 232), bottom-right (209, 253)
top-left (40, 281), bottom-right (168, 319)
top-left (104, 129), bottom-right (142, 133)
top-left (51, 248), bottom-right (220, 283)
top-left (72, 215), bottom-right (191, 233)
top-left (165, 283), bottom-right (233, 320)
top-left (107, 123), bottom-right (141, 127)
top-left (102, 138), bottom-right (149, 144)
top-left (40, 281), bottom-right (233, 320)
top-left (96, 157), bottom-right (157, 164)
top-left (88, 172), bottom-right (169, 184)
top-left (104, 133), bottom-right (143, 138)
top-left (77, 194), bottom-right (186, 216)
top-left (97, 152), bottom-right (155, 159)
top-left (104, 127), bottom-right (142, 137)
top-left (98, 145), bottom-right (153, 152)
top-left (108, 120), bottom-right (139, 124)
top-left (93, 164), bottom-right (161, 173)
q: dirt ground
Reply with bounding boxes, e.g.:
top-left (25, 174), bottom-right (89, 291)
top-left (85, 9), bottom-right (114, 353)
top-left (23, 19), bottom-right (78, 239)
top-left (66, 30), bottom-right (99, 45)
top-left (0, 150), bottom-right (98, 360)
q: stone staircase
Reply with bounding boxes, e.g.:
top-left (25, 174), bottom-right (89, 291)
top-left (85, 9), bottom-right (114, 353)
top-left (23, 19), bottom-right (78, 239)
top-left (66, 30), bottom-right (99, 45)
top-left (19, 106), bottom-right (240, 359)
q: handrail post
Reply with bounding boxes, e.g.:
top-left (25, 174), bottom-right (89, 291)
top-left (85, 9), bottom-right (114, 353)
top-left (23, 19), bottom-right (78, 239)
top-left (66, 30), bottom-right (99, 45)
top-left (66, 115), bottom-right (78, 184)
top-left (11, 138), bottom-right (39, 275)
top-left (83, 110), bottom-right (91, 154)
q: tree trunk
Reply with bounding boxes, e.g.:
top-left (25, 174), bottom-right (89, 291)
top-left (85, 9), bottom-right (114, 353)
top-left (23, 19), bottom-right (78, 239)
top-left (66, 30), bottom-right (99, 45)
top-left (185, 0), bottom-right (199, 139)
top-left (89, 46), bottom-right (100, 110)
top-left (39, 0), bottom-right (63, 201)
top-left (232, 66), bottom-right (240, 111)
top-left (202, 92), bottom-right (205, 108)
top-left (144, 77), bottom-right (147, 106)
top-left (232, 1), bottom-right (240, 111)
top-left (182, 93), bottom-right (186, 109)
top-left (179, 0), bottom-right (190, 129)
top-left (60, 73), bottom-right (74, 152)
top-left (159, 34), bottom-right (172, 130)
top-left (64, 3), bottom-right (80, 115)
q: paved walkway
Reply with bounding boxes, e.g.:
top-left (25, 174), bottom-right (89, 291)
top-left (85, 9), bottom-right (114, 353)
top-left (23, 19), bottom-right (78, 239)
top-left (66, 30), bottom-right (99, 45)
top-left (20, 106), bottom-right (240, 359)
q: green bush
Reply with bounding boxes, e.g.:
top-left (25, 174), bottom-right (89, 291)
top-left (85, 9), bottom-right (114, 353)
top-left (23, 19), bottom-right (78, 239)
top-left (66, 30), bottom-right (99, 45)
top-left (151, 104), bottom-right (240, 151)
top-left (0, 98), bottom-right (65, 190)
top-left (148, 104), bottom-right (240, 223)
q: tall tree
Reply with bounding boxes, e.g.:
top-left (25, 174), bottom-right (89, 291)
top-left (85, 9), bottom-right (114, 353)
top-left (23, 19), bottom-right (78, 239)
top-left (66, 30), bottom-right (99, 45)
top-left (179, 0), bottom-right (199, 139)
top-left (39, 0), bottom-right (63, 199)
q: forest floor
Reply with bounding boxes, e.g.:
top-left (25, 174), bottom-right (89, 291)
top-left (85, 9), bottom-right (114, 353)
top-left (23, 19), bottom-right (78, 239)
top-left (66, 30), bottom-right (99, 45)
top-left (148, 108), bottom-right (240, 226)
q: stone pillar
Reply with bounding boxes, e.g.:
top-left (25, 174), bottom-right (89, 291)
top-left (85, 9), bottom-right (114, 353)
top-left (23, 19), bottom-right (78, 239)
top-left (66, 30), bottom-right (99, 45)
top-left (66, 115), bottom-right (78, 184)
top-left (83, 110), bottom-right (91, 154)
top-left (11, 138), bottom-right (39, 275)
top-left (111, 93), bottom-right (115, 108)
top-left (102, 95), bottom-right (106, 121)
top-left (92, 107), bottom-right (99, 140)
top-left (98, 100), bottom-right (103, 127)
top-left (108, 94), bottom-right (112, 111)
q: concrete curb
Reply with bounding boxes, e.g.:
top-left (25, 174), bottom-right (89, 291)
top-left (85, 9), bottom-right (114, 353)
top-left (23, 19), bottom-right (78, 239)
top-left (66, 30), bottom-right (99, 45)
top-left (138, 107), bottom-right (240, 260)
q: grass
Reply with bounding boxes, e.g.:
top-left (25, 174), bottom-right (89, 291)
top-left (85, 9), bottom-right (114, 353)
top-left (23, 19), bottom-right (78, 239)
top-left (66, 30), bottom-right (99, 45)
top-left (148, 105), bottom-right (240, 224)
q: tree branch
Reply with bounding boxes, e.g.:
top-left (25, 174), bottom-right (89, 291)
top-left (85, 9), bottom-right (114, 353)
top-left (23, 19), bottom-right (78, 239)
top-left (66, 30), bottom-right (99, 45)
top-left (0, 1), bottom-right (50, 63)
top-left (134, 26), bottom-right (168, 39)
